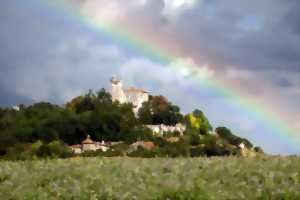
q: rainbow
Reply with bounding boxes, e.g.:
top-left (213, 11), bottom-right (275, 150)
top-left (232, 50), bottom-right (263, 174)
top-left (37, 0), bottom-right (299, 153)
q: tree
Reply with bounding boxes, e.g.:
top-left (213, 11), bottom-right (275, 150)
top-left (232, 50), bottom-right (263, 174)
top-left (254, 146), bottom-right (263, 153)
top-left (215, 127), bottom-right (253, 148)
top-left (138, 101), bottom-right (152, 124)
top-left (184, 109), bottom-right (212, 135)
top-left (96, 88), bottom-right (112, 103)
top-left (138, 95), bottom-right (183, 125)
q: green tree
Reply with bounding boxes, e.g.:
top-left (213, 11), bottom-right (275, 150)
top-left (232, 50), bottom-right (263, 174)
top-left (138, 101), bottom-right (152, 124)
top-left (215, 127), bottom-right (253, 148)
top-left (184, 109), bottom-right (212, 135)
top-left (138, 95), bottom-right (183, 125)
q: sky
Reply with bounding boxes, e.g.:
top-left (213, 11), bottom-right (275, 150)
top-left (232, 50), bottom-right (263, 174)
top-left (0, 0), bottom-right (300, 154)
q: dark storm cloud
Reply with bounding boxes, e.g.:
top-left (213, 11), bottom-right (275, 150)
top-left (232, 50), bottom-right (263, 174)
top-left (280, 1), bottom-right (300, 36)
top-left (172, 0), bottom-right (300, 72)
top-left (0, 0), bottom-right (300, 104)
top-left (0, 86), bottom-right (32, 107)
top-left (0, 0), bottom-right (119, 105)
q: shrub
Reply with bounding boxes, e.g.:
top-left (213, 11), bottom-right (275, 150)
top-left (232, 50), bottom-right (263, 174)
top-left (254, 146), bottom-right (264, 153)
top-left (124, 126), bottom-right (154, 144)
top-left (81, 150), bottom-right (99, 157)
top-left (204, 144), bottom-right (231, 156)
top-left (36, 140), bottom-right (73, 158)
top-left (157, 141), bottom-right (189, 157)
top-left (189, 133), bottom-right (201, 146)
top-left (99, 149), bottom-right (124, 157)
top-left (190, 147), bottom-right (205, 157)
top-left (127, 146), bottom-right (157, 158)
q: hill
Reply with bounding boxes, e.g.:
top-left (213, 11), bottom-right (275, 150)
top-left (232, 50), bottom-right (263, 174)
top-left (0, 88), bottom-right (263, 160)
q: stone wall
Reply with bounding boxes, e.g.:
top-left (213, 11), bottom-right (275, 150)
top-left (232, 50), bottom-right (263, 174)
top-left (111, 80), bottom-right (126, 104)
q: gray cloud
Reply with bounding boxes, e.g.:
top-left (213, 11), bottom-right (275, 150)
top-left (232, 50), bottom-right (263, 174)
top-left (1, 0), bottom-right (299, 107)
top-left (171, 0), bottom-right (300, 72)
top-left (1, 0), bottom-right (300, 154)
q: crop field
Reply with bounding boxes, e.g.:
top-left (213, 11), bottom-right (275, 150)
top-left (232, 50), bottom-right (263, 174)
top-left (0, 156), bottom-right (300, 200)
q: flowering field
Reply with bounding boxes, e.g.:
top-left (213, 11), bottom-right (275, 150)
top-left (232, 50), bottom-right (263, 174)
top-left (0, 156), bottom-right (300, 200)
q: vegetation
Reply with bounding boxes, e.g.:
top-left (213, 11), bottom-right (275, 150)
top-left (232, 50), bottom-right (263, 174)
top-left (0, 156), bottom-right (299, 199)
top-left (215, 127), bottom-right (253, 148)
top-left (0, 88), bottom-right (261, 160)
top-left (185, 109), bottom-right (213, 135)
top-left (138, 95), bottom-right (184, 125)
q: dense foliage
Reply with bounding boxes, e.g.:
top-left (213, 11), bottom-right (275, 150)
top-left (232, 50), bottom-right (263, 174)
top-left (0, 156), bottom-right (299, 199)
top-left (0, 89), bottom-right (142, 157)
top-left (215, 127), bottom-right (253, 148)
top-left (138, 95), bottom-right (184, 125)
top-left (184, 109), bottom-right (213, 135)
top-left (0, 88), bottom-right (260, 160)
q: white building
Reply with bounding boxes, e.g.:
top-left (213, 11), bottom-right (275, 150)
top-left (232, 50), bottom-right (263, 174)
top-left (12, 105), bottom-right (20, 111)
top-left (146, 124), bottom-right (186, 136)
top-left (110, 77), bottom-right (187, 136)
top-left (111, 77), bottom-right (149, 114)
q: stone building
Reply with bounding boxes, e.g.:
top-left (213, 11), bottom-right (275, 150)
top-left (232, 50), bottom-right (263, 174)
top-left (110, 77), bottom-right (186, 136)
top-left (70, 135), bottom-right (109, 154)
top-left (110, 77), bottom-right (149, 114)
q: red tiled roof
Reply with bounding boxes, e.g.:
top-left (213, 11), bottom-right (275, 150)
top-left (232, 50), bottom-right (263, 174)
top-left (82, 135), bottom-right (94, 144)
top-left (124, 87), bottom-right (148, 93)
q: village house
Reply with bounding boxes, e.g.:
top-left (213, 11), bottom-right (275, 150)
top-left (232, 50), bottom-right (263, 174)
top-left (70, 135), bottom-right (109, 154)
top-left (146, 124), bottom-right (186, 136)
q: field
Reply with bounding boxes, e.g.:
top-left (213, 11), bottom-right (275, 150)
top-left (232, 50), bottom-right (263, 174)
top-left (0, 156), bottom-right (300, 200)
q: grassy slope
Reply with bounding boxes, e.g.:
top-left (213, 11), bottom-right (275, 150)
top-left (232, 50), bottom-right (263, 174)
top-left (0, 156), bottom-right (300, 200)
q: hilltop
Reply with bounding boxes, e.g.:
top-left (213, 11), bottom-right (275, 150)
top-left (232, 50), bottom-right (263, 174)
top-left (0, 82), bottom-right (263, 160)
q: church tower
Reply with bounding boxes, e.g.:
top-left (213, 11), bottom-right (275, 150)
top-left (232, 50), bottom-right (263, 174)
top-left (110, 77), bottom-right (126, 103)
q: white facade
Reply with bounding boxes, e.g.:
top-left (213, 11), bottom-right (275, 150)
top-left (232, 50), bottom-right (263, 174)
top-left (111, 77), bottom-right (127, 104)
top-left (146, 124), bottom-right (186, 136)
top-left (238, 143), bottom-right (245, 149)
top-left (12, 106), bottom-right (20, 111)
top-left (111, 77), bottom-right (149, 114)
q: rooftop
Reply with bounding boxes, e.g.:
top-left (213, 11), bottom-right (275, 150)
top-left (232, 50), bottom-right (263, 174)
top-left (82, 135), bottom-right (94, 144)
top-left (124, 87), bottom-right (148, 94)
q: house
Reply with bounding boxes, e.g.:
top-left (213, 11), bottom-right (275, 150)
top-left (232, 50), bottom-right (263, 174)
top-left (238, 143), bottom-right (245, 149)
top-left (69, 135), bottom-right (110, 154)
top-left (110, 77), bottom-right (186, 136)
top-left (146, 124), bottom-right (186, 136)
top-left (70, 144), bottom-right (82, 154)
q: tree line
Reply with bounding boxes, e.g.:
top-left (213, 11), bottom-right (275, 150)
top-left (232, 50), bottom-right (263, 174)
top-left (0, 88), bottom-right (262, 160)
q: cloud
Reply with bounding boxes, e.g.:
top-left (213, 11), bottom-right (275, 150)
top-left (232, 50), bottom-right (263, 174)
top-left (80, 1), bottom-right (125, 24)
top-left (119, 57), bottom-right (214, 88)
top-left (163, 0), bottom-right (198, 18)
top-left (1, 0), bottom-right (300, 154)
top-left (0, 34), bottom-right (126, 104)
top-left (223, 67), bottom-right (300, 133)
